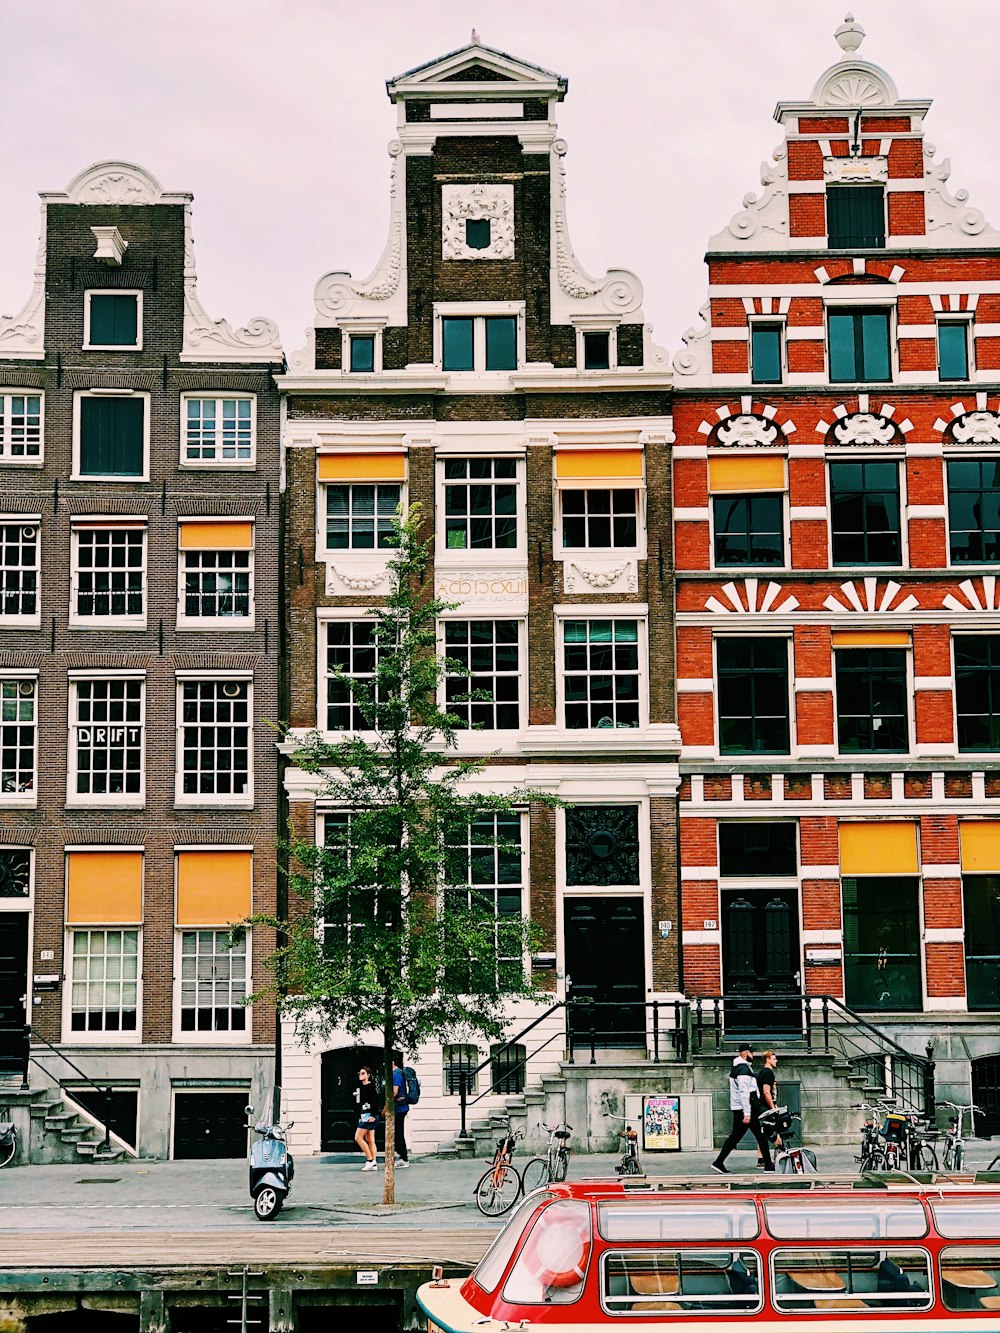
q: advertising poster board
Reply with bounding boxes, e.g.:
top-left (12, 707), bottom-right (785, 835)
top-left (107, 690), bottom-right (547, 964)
top-left (643, 1093), bottom-right (681, 1151)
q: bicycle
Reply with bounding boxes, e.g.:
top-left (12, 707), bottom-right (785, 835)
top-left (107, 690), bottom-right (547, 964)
top-left (522, 1121), bottom-right (573, 1194)
top-left (604, 1115), bottom-right (643, 1176)
top-left (0, 1113), bottom-right (16, 1169)
top-left (903, 1111), bottom-right (940, 1172)
top-left (854, 1100), bottom-right (889, 1172)
top-left (474, 1123), bottom-right (524, 1217)
top-left (941, 1100), bottom-right (981, 1172)
top-left (759, 1108), bottom-right (818, 1174)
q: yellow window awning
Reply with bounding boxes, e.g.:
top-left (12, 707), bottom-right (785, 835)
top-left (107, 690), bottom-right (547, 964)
top-left (179, 521), bottom-right (254, 551)
top-left (317, 452), bottom-right (406, 482)
top-left (66, 851), bottom-right (143, 925)
top-left (960, 822), bottom-right (1000, 873)
top-left (839, 822), bottom-right (919, 876)
top-left (832, 630), bottom-right (911, 648)
top-left (554, 449), bottom-right (643, 486)
top-left (176, 850), bottom-right (252, 927)
top-left (708, 456), bottom-right (786, 493)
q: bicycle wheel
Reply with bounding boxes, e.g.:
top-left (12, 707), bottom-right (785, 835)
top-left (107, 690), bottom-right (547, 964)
top-left (623, 1154), bottom-right (643, 1176)
top-left (0, 1133), bottom-right (15, 1169)
top-left (944, 1141), bottom-right (956, 1171)
top-left (475, 1163), bottom-right (521, 1216)
top-left (954, 1142), bottom-right (965, 1171)
top-left (865, 1147), bottom-right (886, 1173)
top-left (911, 1141), bottom-right (938, 1172)
top-left (554, 1146), bottom-right (570, 1183)
top-left (521, 1157), bottom-right (550, 1194)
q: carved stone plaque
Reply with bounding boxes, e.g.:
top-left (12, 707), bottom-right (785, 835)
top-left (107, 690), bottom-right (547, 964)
top-left (435, 567), bottom-right (528, 611)
top-left (442, 184), bottom-right (515, 260)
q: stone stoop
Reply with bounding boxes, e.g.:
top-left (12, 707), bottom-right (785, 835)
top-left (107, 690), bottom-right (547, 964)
top-left (23, 1087), bottom-right (125, 1165)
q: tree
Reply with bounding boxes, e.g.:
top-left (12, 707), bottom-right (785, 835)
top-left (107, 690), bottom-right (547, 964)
top-left (254, 508), bottom-right (552, 1203)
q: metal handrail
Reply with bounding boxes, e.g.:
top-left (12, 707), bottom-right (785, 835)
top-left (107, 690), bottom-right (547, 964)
top-left (29, 1031), bottom-right (117, 1152)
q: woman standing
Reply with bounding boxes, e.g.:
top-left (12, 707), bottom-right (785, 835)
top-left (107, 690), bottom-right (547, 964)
top-left (354, 1066), bottom-right (381, 1171)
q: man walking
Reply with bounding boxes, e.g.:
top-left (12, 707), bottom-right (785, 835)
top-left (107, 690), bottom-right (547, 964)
top-left (756, 1050), bottom-right (780, 1167)
top-left (391, 1056), bottom-right (410, 1167)
top-left (712, 1043), bottom-right (773, 1174)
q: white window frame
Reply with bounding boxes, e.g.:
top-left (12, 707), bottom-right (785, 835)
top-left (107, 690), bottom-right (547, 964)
top-left (714, 633), bottom-right (794, 760)
top-left (572, 322), bottom-right (619, 372)
top-left (316, 608), bottom-right (381, 738)
top-left (555, 607), bottom-right (649, 734)
top-left (174, 672), bottom-right (254, 807)
top-left (72, 390), bottom-right (150, 483)
top-left (709, 488), bottom-right (789, 573)
top-left (319, 478), bottom-right (406, 557)
top-left (66, 671), bottom-right (146, 808)
top-left (69, 521), bottom-right (147, 629)
top-left (832, 642), bottom-right (914, 758)
top-left (436, 615), bottom-right (527, 740)
top-left (339, 322), bottom-right (385, 375)
top-left (0, 516), bottom-right (41, 626)
top-left (176, 526), bottom-right (255, 631)
top-left (434, 451), bottom-right (526, 565)
top-left (935, 311), bottom-right (975, 383)
top-left (179, 393), bottom-right (257, 468)
top-left (825, 453), bottom-right (907, 570)
top-left (433, 301), bottom-right (526, 377)
top-left (944, 451), bottom-right (1000, 570)
top-left (555, 484), bottom-right (646, 559)
top-left (63, 926), bottom-right (142, 1046)
top-left (443, 808), bottom-right (529, 994)
top-left (0, 390), bottom-right (44, 465)
top-left (173, 924), bottom-right (252, 1045)
top-left (83, 289), bottom-right (143, 351)
top-left (748, 314), bottom-right (787, 386)
top-left (0, 672), bottom-right (38, 807)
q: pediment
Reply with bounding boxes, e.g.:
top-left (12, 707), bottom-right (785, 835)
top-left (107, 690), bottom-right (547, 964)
top-left (389, 43), bottom-right (566, 100)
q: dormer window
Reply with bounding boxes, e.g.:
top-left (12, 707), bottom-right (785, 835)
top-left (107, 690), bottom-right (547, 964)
top-left (826, 186), bottom-right (885, 250)
top-left (583, 332), bottom-right (611, 370)
top-left (466, 218), bottom-right (491, 251)
top-left (349, 335), bottom-right (376, 373)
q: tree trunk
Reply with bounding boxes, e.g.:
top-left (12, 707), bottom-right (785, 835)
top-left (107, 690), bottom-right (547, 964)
top-left (383, 998), bottom-right (395, 1205)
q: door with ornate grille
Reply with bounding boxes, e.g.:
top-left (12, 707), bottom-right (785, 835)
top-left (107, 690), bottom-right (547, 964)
top-left (721, 890), bottom-right (801, 1033)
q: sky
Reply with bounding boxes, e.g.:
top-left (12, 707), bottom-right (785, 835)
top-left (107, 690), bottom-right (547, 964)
top-left (3, 0), bottom-right (1000, 364)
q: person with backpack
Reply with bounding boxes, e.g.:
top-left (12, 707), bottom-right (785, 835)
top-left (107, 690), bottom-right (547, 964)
top-left (391, 1056), bottom-right (419, 1167)
top-left (711, 1043), bottom-right (774, 1174)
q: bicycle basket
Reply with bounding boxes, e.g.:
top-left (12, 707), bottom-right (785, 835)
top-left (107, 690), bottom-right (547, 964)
top-left (761, 1106), bottom-right (793, 1135)
top-left (881, 1113), bottom-right (908, 1143)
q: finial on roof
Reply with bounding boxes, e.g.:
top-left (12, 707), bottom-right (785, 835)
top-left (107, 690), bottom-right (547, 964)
top-left (835, 13), bottom-right (865, 56)
top-left (471, 28), bottom-right (481, 45)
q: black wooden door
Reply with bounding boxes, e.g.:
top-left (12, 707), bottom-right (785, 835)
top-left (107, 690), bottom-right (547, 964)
top-left (721, 890), bottom-right (801, 1033)
top-left (973, 1055), bottom-right (1000, 1138)
top-left (0, 914), bottom-right (28, 1077)
top-left (173, 1092), bottom-right (249, 1159)
top-left (565, 897), bottom-right (645, 1046)
top-left (321, 1046), bottom-right (386, 1152)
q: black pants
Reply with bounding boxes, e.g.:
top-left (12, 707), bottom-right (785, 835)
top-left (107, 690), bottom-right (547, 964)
top-left (716, 1108), bottom-right (772, 1168)
top-left (394, 1110), bottom-right (408, 1161)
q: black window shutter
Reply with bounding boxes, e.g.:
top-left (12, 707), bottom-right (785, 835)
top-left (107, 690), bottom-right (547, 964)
top-left (827, 187), bottom-right (885, 248)
top-left (80, 398), bottom-right (144, 475)
top-left (112, 398), bottom-right (145, 474)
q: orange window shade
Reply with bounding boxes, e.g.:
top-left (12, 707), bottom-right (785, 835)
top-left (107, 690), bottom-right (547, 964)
top-left (66, 852), bottom-right (143, 925)
top-left (839, 822), bottom-right (918, 876)
top-left (708, 456), bottom-right (785, 493)
top-left (554, 449), bottom-right (643, 482)
top-left (176, 851), bottom-right (252, 926)
top-left (178, 521), bottom-right (254, 551)
top-left (317, 453), bottom-right (406, 482)
top-left (832, 630), bottom-right (911, 648)
top-left (960, 822), bottom-right (1000, 873)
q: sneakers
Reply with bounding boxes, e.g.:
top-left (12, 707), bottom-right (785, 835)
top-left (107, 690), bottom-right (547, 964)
top-left (361, 1159), bottom-right (378, 1171)
top-left (395, 1157), bottom-right (410, 1168)
top-left (763, 1164), bottom-right (776, 1172)
top-left (710, 1161), bottom-right (729, 1174)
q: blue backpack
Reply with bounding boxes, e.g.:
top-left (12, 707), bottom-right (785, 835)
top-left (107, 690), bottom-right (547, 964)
top-left (403, 1066), bottom-right (421, 1105)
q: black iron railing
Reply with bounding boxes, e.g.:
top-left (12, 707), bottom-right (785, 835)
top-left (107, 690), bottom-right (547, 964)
top-left (29, 1031), bottom-right (118, 1153)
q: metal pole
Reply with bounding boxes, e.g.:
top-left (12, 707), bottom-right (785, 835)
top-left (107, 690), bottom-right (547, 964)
top-left (805, 995), bottom-right (812, 1052)
top-left (459, 1073), bottom-right (468, 1138)
top-left (589, 1005), bottom-right (596, 1066)
top-left (822, 996), bottom-right (830, 1053)
top-left (652, 1000), bottom-right (660, 1062)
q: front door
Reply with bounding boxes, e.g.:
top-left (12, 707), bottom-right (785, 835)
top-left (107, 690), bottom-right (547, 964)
top-left (320, 1046), bottom-right (386, 1153)
top-left (565, 897), bottom-right (645, 1047)
top-left (0, 914), bottom-right (28, 1077)
top-left (173, 1091), bottom-right (249, 1159)
top-left (721, 890), bottom-right (801, 1034)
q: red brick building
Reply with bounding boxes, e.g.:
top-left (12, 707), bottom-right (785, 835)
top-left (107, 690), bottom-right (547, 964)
top-left (673, 18), bottom-right (1000, 1119)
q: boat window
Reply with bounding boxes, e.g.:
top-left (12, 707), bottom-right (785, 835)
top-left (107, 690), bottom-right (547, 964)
top-left (598, 1200), bottom-right (760, 1242)
top-left (764, 1199), bottom-right (927, 1240)
top-left (475, 1194), bottom-right (554, 1293)
top-left (601, 1249), bottom-right (762, 1316)
top-left (940, 1245), bottom-right (1000, 1310)
top-left (502, 1199), bottom-right (593, 1305)
top-left (933, 1198), bottom-right (1000, 1238)
top-left (771, 1248), bottom-right (932, 1312)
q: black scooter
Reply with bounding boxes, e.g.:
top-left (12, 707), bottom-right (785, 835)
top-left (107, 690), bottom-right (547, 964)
top-left (246, 1086), bottom-right (294, 1221)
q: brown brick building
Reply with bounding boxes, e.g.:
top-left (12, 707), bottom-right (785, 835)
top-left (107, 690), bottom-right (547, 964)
top-left (276, 43), bottom-right (678, 1156)
top-left (0, 162), bottom-right (282, 1158)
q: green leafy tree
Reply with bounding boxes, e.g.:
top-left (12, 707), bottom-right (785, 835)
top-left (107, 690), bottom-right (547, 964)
top-left (254, 508), bottom-right (552, 1203)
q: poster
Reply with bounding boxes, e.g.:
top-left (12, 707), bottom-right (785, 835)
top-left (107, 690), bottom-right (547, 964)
top-left (643, 1094), bottom-right (681, 1151)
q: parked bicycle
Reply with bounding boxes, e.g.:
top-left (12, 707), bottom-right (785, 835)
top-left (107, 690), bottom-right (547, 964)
top-left (0, 1112), bottom-right (16, 1169)
top-left (941, 1100), bottom-right (981, 1171)
top-left (759, 1107), bottom-right (818, 1174)
top-left (854, 1100), bottom-right (889, 1172)
top-left (474, 1123), bottom-right (524, 1217)
top-left (522, 1121), bottom-right (573, 1194)
top-left (604, 1114), bottom-right (643, 1177)
top-left (904, 1112), bottom-right (940, 1172)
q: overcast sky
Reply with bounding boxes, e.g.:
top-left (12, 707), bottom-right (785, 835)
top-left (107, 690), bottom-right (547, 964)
top-left (3, 0), bottom-right (1000, 362)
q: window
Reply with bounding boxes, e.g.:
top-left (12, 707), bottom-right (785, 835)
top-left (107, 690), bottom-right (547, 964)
top-left (444, 812), bottom-right (524, 993)
top-left (70, 678), bottom-right (144, 800)
top-left (325, 483), bottom-right (400, 551)
top-left (182, 549), bottom-right (252, 621)
top-left (948, 459), bottom-right (1000, 563)
top-left (751, 323), bottom-right (783, 384)
top-left (443, 1043), bottom-right (479, 1095)
top-left (562, 490), bottom-right (638, 549)
top-left (719, 823), bottom-right (797, 877)
top-left (441, 314), bottom-right (519, 371)
top-left (444, 620), bottom-right (520, 729)
top-left (349, 335), bottom-right (375, 373)
top-left (0, 848), bottom-right (30, 898)
top-left (717, 638), bottom-right (789, 754)
top-left (582, 331), bottom-right (611, 370)
top-left (0, 522), bottom-right (38, 619)
top-left (77, 394), bottom-right (146, 478)
top-left (963, 877), bottom-right (1000, 1011)
top-left (565, 805), bottom-right (640, 887)
top-left (490, 1042), bottom-right (527, 1095)
top-left (320, 812), bottom-right (381, 960)
top-left (503, 1201), bottom-right (592, 1306)
top-left (70, 929), bottom-right (139, 1033)
top-left (764, 1198), bottom-right (927, 1239)
top-left (829, 460), bottom-right (901, 565)
top-left (598, 1199), bottom-right (760, 1242)
top-left (941, 1246), bottom-right (1000, 1307)
top-left (178, 679), bottom-right (251, 800)
top-left (563, 619), bottom-right (640, 729)
top-left (713, 494), bottom-right (784, 567)
top-left (956, 636), bottom-right (1000, 752)
top-left (826, 186), bottom-right (886, 248)
top-left (71, 525), bottom-right (145, 622)
top-left (0, 392), bottom-right (42, 460)
top-left (85, 291), bottom-right (140, 349)
top-left (443, 457), bottom-right (518, 550)
top-left (772, 1248), bottom-right (930, 1311)
top-left (179, 929), bottom-right (247, 1032)
top-left (835, 648), bottom-right (908, 753)
top-left (325, 619), bottom-right (384, 731)
top-left (0, 679), bottom-right (36, 798)
top-left (182, 395), bottom-right (254, 465)
top-left (602, 1249), bottom-right (763, 1315)
top-left (828, 308), bottom-right (891, 383)
top-left (843, 878), bottom-right (922, 1011)
top-left (939, 320), bottom-right (971, 381)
